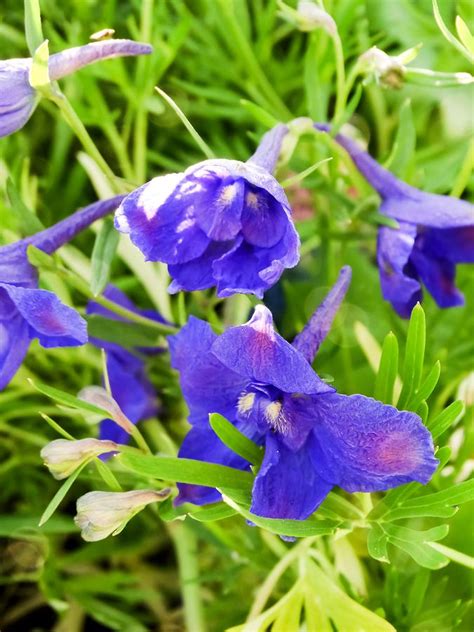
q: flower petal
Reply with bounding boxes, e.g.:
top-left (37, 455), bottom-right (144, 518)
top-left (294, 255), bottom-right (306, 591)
top-left (381, 193), bottom-right (474, 229)
top-left (0, 60), bottom-right (36, 137)
top-left (410, 249), bottom-right (464, 309)
top-left (377, 224), bottom-right (422, 318)
top-left (250, 433), bottom-right (333, 519)
top-left (175, 426), bottom-right (252, 506)
top-left (0, 285), bottom-right (87, 348)
top-left (292, 266), bottom-right (351, 363)
top-left (212, 305), bottom-right (332, 395)
top-left (0, 312), bottom-right (30, 390)
top-left (167, 241), bottom-right (234, 294)
top-left (240, 183), bottom-right (288, 248)
top-left (311, 393), bottom-right (438, 492)
top-left (168, 317), bottom-right (246, 426)
top-left (419, 226), bottom-right (474, 264)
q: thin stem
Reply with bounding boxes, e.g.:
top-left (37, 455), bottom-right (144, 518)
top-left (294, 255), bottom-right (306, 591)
top-left (332, 32), bottom-right (346, 122)
top-left (169, 522), bottom-right (206, 632)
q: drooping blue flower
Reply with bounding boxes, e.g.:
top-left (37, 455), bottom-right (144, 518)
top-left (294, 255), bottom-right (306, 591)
top-left (87, 286), bottom-right (161, 446)
top-left (0, 39), bottom-right (152, 138)
top-left (115, 125), bottom-right (300, 298)
top-left (0, 195), bottom-right (124, 390)
top-left (168, 266), bottom-right (438, 519)
top-left (315, 124), bottom-right (474, 318)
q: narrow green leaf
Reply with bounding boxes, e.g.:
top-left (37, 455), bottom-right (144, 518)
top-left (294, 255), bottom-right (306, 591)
top-left (189, 503), bottom-right (238, 522)
top-left (406, 361), bottom-right (441, 411)
top-left (432, 0), bottom-right (473, 63)
top-left (367, 523), bottom-right (390, 563)
top-left (428, 400), bottom-right (464, 438)
top-left (455, 16), bottom-right (474, 55)
top-left (407, 568), bottom-right (430, 616)
top-left (386, 99), bottom-right (415, 179)
top-left (401, 479), bottom-right (474, 510)
top-left (28, 378), bottom-right (109, 417)
top-left (374, 332), bottom-right (399, 404)
top-left (119, 452), bottom-right (254, 491)
top-left (6, 178), bottom-right (44, 234)
top-left (39, 462), bottom-right (88, 526)
top-left (90, 219), bottom-right (119, 296)
top-left (398, 303), bottom-right (426, 408)
top-left (383, 504), bottom-right (458, 522)
top-left (86, 315), bottom-right (162, 348)
top-left (209, 412), bottom-right (263, 465)
top-left (27, 244), bottom-right (57, 270)
top-left (93, 459), bottom-right (122, 492)
top-left (239, 99), bottom-right (279, 127)
top-left (40, 413), bottom-right (75, 440)
top-left (24, 0), bottom-right (44, 55)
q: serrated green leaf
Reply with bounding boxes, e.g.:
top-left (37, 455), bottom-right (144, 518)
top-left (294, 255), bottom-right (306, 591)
top-left (28, 378), bottom-right (110, 417)
top-left (374, 331), bottom-right (399, 404)
top-left (398, 303), bottom-right (425, 408)
top-left (209, 412), bottom-right (263, 466)
top-left (118, 452), bottom-right (254, 492)
top-left (90, 218), bottom-right (119, 296)
top-left (428, 400), bottom-right (464, 438)
top-left (367, 523), bottom-right (390, 563)
top-left (86, 315), bottom-right (162, 348)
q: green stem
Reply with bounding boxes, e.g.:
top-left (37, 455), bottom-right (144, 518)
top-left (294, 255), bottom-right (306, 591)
top-left (50, 91), bottom-right (120, 191)
top-left (169, 522), bottom-right (206, 632)
top-left (332, 32), bottom-right (346, 122)
top-left (451, 138), bottom-right (474, 197)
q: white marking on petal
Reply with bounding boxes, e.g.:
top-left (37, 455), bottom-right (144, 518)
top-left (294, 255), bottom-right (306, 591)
top-left (238, 392), bottom-right (255, 415)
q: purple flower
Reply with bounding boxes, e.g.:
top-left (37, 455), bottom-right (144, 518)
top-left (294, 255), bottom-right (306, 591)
top-left (168, 266), bottom-right (438, 519)
top-left (315, 124), bottom-right (474, 318)
top-left (0, 39), bottom-right (152, 138)
top-left (0, 195), bottom-right (124, 390)
top-left (87, 286), bottom-right (161, 446)
top-left (115, 125), bottom-right (300, 298)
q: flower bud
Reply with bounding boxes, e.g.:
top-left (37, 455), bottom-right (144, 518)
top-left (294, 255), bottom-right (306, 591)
top-left (75, 489), bottom-right (170, 541)
top-left (296, 1), bottom-right (337, 35)
top-left (358, 47), bottom-right (405, 89)
top-left (41, 438), bottom-right (119, 480)
top-left (78, 386), bottom-right (135, 434)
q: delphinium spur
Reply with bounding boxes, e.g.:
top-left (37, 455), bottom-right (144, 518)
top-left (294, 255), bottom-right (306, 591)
top-left (315, 124), bottom-right (474, 317)
top-left (114, 124), bottom-right (300, 297)
top-left (169, 266), bottom-right (438, 519)
top-left (0, 195), bottom-right (124, 389)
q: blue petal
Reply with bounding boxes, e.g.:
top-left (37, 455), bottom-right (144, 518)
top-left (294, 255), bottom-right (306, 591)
top-left (419, 226), bottom-right (474, 264)
top-left (213, 222), bottom-right (300, 298)
top-left (292, 266), bottom-right (351, 363)
top-left (240, 183), bottom-right (288, 247)
top-left (250, 433), bottom-right (333, 519)
top-left (0, 284), bottom-right (87, 348)
top-left (381, 193), bottom-right (474, 229)
top-left (311, 393), bottom-right (438, 492)
top-left (115, 174), bottom-right (210, 264)
top-left (168, 317), bottom-right (247, 426)
top-left (377, 224), bottom-right (422, 318)
top-left (0, 60), bottom-right (36, 138)
top-left (0, 246), bottom-right (37, 288)
top-left (0, 311), bottom-right (30, 390)
top-left (410, 249), bottom-right (464, 309)
top-left (175, 426), bottom-right (252, 506)
top-left (212, 306), bottom-right (332, 395)
top-left (167, 241), bottom-right (234, 294)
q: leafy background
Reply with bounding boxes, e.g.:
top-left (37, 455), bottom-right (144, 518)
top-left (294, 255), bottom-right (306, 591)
top-left (0, 0), bottom-right (473, 630)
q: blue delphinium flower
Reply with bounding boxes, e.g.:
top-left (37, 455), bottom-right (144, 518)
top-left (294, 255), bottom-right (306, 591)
top-left (115, 124), bottom-right (300, 298)
top-left (0, 39), bottom-right (152, 138)
top-left (315, 124), bottom-right (474, 318)
top-left (87, 286), bottom-right (161, 446)
top-left (0, 195), bottom-right (124, 390)
top-left (168, 266), bottom-right (438, 519)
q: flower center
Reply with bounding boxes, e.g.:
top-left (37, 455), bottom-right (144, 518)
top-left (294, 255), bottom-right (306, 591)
top-left (237, 384), bottom-right (289, 436)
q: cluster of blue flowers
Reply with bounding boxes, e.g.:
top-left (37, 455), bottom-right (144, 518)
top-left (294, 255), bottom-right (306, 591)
top-left (1, 37), bottom-right (472, 521)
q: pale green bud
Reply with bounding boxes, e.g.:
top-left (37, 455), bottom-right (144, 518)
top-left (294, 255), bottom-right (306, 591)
top-left (41, 438), bottom-right (119, 480)
top-left (358, 47), bottom-right (405, 89)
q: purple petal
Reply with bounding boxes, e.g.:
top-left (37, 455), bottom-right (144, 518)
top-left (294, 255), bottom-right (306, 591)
top-left (168, 317), bottom-right (246, 426)
top-left (247, 124), bottom-right (289, 173)
top-left (311, 393), bottom-right (438, 492)
top-left (381, 194), bottom-right (474, 230)
top-left (175, 426), bottom-right (252, 506)
top-left (0, 311), bottom-right (30, 390)
top-left (115, 174), bottom-right (210, 264)
top-left (211, 306), bottom-right (332, 395)
top-left (167, 241), bottom-right (234, 294)
top-left (0, 285), bottom-right (87, 348)
top-left (410, 249), bottom-right (464, 309)
top-left (0, 59), bottom-right (36, 137)
top-left (0, 247), bottom-right (38, 288)
top-left (240, 183), bottom-right (288, 248)
top-left (419, 226), bottom-right (474, 264)
top-left (48, 40), bottom-right (153, 81)
top-left (250, 433), bottom-right (333, 519)
top-left (213, 222), bottom-right (300, 298)
top-left (292, 266), bottom-right (351, 363)
top-left (377, 224), bottom-right (422, 318)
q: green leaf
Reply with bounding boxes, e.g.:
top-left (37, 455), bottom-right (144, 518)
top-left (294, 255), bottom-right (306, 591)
top-left (407, 568), bottom-right (430, 616)
top-left (400, 479), bottom-right (474, 510)
top-left (406, 361), bottom-right (441, 411)
top-left (428, 400), bottom-right (464, 438)
top-left (432, 0), bottom-right (473, 63)
top-left (0, 514), bottom-right (77, 536)
top-left (118, 452), bottom-right (254, 491)
top-left (90, 218), bottom-right (119, 296)
top-left (39, 461), bottom-right (88, 526)
top-left (398, 303), bottom-right (425, 408)
top-left (383, 524), bottom-right (450, 569)
top-left (28, 378), bottom-right (110, 417)
top-left (455, 15), bottom-right (474, 55)
top-left (24, 0), bottom-right (44, 55)
top-left (189, 503), bottom-right (238, 522)
top-left (386, 99), bottom-right (415, 179)
top-left (6, 178), bottom-right (44, 234)
top-left (27, 244), bottom-right (57, 270)
top-left (374, 331), bottom-right (399, 404)
top-left (209, 412), bottom-right (263, 466)
top-left (239, 99), bottom-right (279, 127)
top-left (367, 523), bottom-right (390, 563)
top-left (86, 315), bottom-right (162, 348)
top-left (29, 39), bottom-right (50, 91)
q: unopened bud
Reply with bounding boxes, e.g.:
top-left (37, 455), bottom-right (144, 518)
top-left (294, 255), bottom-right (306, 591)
top-left (358, 47), bottom-right (405, 89)
top-left (75, 489), bottom-right (170, 541)
top-left (78, 386), bottom-right (135, 434)
top-left (41, 438), bottom-right (119, 480)
top-left (296, 1), bottom-right (337, 35)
